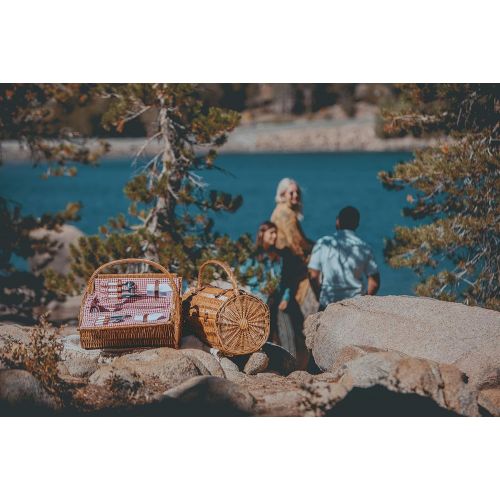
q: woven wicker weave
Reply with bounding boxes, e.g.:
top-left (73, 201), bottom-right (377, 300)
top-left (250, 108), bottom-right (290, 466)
top-left (182, 259), bottom-right (270, 356)
top-left (78, 258), bottom-right (181, 349)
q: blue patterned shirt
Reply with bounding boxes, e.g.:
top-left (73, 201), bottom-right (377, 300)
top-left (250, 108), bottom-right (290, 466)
top-left (239, 252), bottom-right (291, 304)
top-left (309, 230), bottom-right (378, 307)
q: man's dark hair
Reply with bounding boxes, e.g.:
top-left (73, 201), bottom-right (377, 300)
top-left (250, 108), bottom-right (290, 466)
top-left (337, 206), bottom-right (360, 230)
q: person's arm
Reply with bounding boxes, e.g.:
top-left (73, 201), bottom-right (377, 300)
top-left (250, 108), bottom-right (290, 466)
top-left (364, 246), bottom-right (379, 296)
top-left (308, 241), bottom-right (322, 300)
top-left (278, 287), bottom-right (291, 311)
top-left (367, 273), bottom-right (380, 295)
top-left (308, 268), bottom-right (321, 300)
top-left (277, 251), bottom-right (292, 311)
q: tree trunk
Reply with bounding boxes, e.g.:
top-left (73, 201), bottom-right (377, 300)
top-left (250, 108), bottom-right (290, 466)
top-left (143, 102), bottom-right (179, 260)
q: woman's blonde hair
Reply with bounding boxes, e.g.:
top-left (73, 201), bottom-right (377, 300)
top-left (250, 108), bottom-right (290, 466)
top-left (275, 177), bottom-right (303, 217)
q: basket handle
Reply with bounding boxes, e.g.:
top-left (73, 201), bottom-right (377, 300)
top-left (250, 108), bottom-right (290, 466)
top-left (197, 259), bottom-right (239, 296)
top-left (85, 258), bottom-right (173, 294)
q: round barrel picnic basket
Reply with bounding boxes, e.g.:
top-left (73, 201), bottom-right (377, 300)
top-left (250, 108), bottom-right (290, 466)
top-left (182, 259), bottom-right (270, 356)
top-left (78, 258), bottom-right (181, 350)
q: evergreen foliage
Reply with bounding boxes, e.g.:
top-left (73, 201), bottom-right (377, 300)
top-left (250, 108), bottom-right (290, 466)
top-left (0, 83), bottom-right (108, 170)
top-left (0, 84), bottom-right (108, 318)
top-left (379, 84), bottom-right (499, 310)
top-left (46, 84), bottom-right (253, 293)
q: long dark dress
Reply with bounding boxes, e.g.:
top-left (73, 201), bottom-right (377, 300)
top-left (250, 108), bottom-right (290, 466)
top-left (240, 248), bottom-right (306, 365)
top-left (270, 202), bottom-right (319, 320)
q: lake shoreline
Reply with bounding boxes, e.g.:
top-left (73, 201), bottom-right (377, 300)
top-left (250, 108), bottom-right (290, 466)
top-left (1, 117), bottom-right (445, 161)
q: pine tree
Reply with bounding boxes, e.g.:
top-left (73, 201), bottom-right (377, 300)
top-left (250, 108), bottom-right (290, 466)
top-left (45, 84), bottom-right (253, 294)
top-left (0, 84), bottom-right (108, 170)
top-left (379, 84), bottom-right (499, 310)
top-left (0, 84), bottom-right (108, 318)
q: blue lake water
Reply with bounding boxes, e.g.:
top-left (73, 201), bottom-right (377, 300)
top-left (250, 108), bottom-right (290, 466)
top-left (0, 152), bottom-right (417, 295)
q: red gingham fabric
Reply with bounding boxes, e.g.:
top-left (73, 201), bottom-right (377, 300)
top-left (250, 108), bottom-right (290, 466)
top-left (80, 276), bottom-right (182, 329)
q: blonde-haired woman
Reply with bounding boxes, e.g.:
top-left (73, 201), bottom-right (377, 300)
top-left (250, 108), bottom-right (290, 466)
top-left (271, 178), bottom-right (318, 368)
top-left (271, 178), bottom-right (312, 259)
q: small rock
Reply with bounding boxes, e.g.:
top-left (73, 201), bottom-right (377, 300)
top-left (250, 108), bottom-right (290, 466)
top-left (218, 356), bottom-right (240, 374)
top-left (255, 372), bottom-right (283, 380)
top-left (89, 366), bottom-right (140, 388)
top-left (217, 354), bottom-right (247, 384)
top-left (256, 391), bottom-right (308, 417)
top-left (243, 352), bottom-right (269, 375)
top-left (313, 372), bottom-right (341, 383)
top-left (59, 325), bottom-right (79, 338)
top-left (0, 369), bottom-right (58, 414)
top-left (225, 371), bottom-right (251, 384)
top-left (298, 380), bottom-right (351, 416)
top-left (162, 375), bottom-right (255, 415)
top-left (213, 356), bottom-right (250, 383)
top-left (453, 337), bottom-right (500, 390)
top-left (61, 334), bottom-right (101, 378)
top-left (286, 370), bottom-right (314, 384)
top-left (64, 358), bottom-right (99, 378)
top-left (329, 345), bottom-right (392, 375)
top-left (0, 324), bottom-right (31, 347)
top-left (248, 375), bottom-right (349, 416)
top-left (478, 388), bottom-right (500, 416)
top-left (180, 348), bottom-right (226, 378)
top-left (107, 348), bottom-right (201, 389)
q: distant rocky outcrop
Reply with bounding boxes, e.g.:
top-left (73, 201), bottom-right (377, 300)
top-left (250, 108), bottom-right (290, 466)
top-left (26, 224), bottom-right (85, 323)
top-left (220, 112), bottom-right (445, 153)
top-left (29, 224), bottom-right (84, 276)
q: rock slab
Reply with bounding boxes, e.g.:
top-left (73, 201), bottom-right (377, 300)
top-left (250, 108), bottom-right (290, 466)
top-left (243, 352), bottom-right (270, 375)
top-left (60, 334), bottom-right (104, 378)
top-left (89, 348), bottom-right (201, 390)
top-left (162, 376), bottom-right (255, 415)
top-left (334, 350), bottom-right (479, 416)
top-left (0, 369), bottom-right (58, 413)
top-left (304, 295), bottom-right (500, 390)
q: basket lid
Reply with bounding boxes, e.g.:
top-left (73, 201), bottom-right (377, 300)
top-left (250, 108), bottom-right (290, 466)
top-left (217, 294), bottom-right (270, 355)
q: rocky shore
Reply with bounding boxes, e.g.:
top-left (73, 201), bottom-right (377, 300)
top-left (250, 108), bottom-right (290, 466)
top-left (1, 295), bottom-right (498, 417)
top-left (1, 106), bottom-right (445, 160)
top-left (221, 112), bottom-right (444, 153)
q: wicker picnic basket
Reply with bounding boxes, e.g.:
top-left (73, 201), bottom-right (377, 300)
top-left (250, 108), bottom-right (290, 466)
top-left (182, 259), bottom-right (270, 356)
top-left (78, 258), bottom-right (181, 349)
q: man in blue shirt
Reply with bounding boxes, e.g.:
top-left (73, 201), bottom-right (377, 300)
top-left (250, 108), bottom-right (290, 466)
top-left (308, 206), bottom-right (380, 310)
